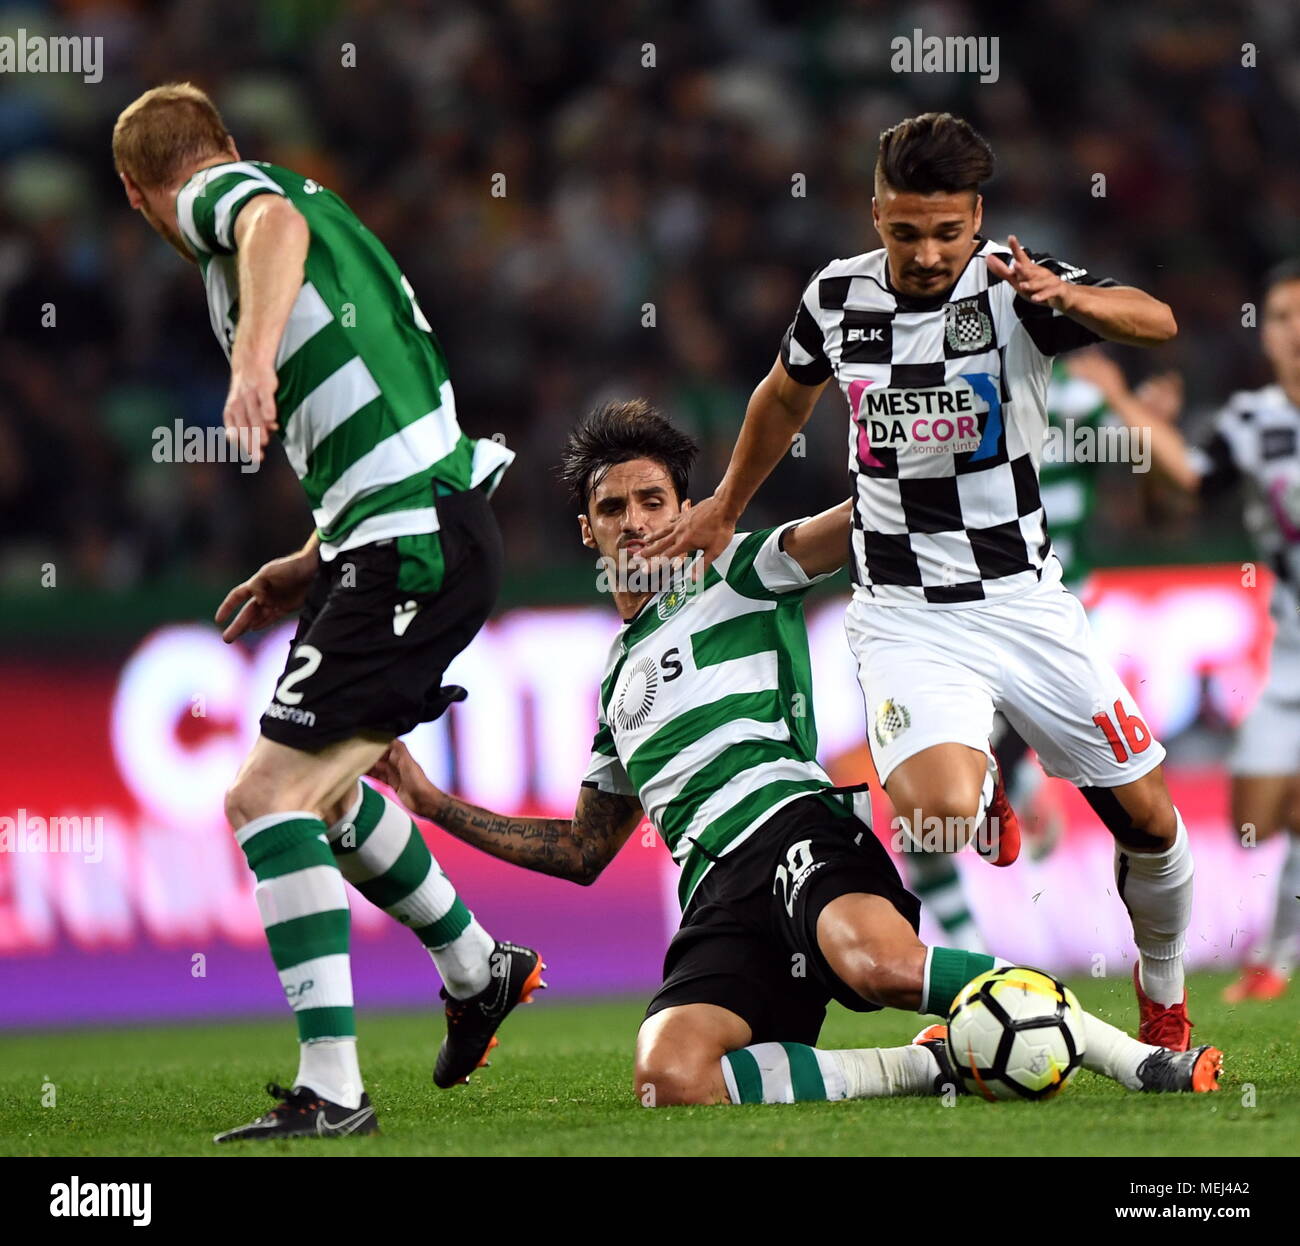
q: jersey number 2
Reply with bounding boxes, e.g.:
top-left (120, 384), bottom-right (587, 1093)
top-left (275, 644), bottom-right (322, 705)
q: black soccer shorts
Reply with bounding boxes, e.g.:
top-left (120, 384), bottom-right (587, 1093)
top-left (259, 484), bottom-right (503, 751)
top-left (644, 789), bottom-right (921, 1047)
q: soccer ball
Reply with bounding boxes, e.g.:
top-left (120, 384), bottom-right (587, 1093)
top-left (946, 966), bottom-right (1086, 1101)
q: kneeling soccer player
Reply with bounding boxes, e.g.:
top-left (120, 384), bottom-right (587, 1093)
top-left (368, 401), bottom-right (1220, 1104)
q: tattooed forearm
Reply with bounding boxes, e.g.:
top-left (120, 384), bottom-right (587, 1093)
top-left (428, 786), bottom-right (641, 885)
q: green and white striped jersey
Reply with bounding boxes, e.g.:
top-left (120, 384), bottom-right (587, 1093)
top-left (175, 160), bottom-right (513, 559)
top-left (583, 521), bottom-right (839, 908)
top-left (1040, 359), bottom-right (1107, 585)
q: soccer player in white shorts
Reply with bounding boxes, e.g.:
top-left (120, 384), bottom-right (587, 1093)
top-left (643, 111), bottom-right (1197, 1050)
top-left (1108, 260), bottom-right (1300, 1003)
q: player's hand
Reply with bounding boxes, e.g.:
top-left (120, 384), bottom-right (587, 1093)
top-left (1066, 348), bottom-right (1130, 405)
top-left (1134, 371), bottom-right (1183, 424)
top-left (636, 495), bottom-right (735, 582)
top-left (214, 548), bottom-right (317, 642)
top-left (367, 740), bottom-right (436, 814)
top-left (985, 236), bottom-right (1072, 310)
top-left (222, 359), bottom-right (280, 465)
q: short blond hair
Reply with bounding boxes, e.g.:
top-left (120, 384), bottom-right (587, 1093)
top-left (113, 82), bottom-right (233, 189)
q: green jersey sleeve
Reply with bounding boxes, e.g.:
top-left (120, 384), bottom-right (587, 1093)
top-left (175, 161), bottom-right (287, 257)
top-left (714, 521), bottom-right (836, 601)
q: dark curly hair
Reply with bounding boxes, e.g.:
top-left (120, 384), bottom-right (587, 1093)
top-left (876, 112), bottom-right (995, 196)
top-left (557, 399), bottom-right (699, 512)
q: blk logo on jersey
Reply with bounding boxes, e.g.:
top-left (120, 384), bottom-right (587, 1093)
top-left (849, 373), bottom-right (1003, 467)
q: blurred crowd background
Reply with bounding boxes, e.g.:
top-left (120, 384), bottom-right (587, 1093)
top-left (2, 0), bottom-right (1298, 611)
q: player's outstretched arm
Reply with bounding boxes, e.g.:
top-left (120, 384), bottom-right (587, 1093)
top-left (987, 235), bottom-right (1176, 347)
top-left (1066, 351), bottom-right (1200, 492)
top-left (639, 357), bottom-right (828, 572)
top-left (223, 196), bottom-right (310, 462)
top-left (781, 498), bottom-right (854, 578)
top-left (368, 740), bottom-right (643, 885)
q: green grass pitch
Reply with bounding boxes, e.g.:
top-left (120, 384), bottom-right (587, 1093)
top-left (2, 971), bottom-right (1295, 1157)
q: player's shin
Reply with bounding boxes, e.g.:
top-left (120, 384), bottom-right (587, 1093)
top-left (237, 812), bottom-right (362, 1108)
top-left (1261, 829), bottom-right (1300, 975)
top-left (327, 782), bottom-right (495, 998)
top-left (720, 1041), bottom-right (938, 1103)
top-left (1117, 808), bottom-right (1194, 1006)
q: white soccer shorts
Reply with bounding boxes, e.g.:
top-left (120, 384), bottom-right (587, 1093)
top-left (845, 580), bottom-right (1167, 789)
top-left (1229, 637), bottom-right (1300, 776)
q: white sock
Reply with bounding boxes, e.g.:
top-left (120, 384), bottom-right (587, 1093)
top-left (833, 1045), bottom-right (939, 1098)
top-left (1081, 1010), bottom-right (1152, 1091)
top-left (1262, 831), bottom-right (1300, 975)
top-left (720, 1042), bottom-right (936, 1103)
top-left (1118, 809), bottom-right (1193, 1006)
top-left (296, 1037), bottom-right (363, 1108)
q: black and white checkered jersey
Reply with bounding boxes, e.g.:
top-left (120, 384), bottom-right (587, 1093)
top-left (781, 237), bottom-right (1117, 606)
top-left (1188, 384), bottom-right (1300, 645)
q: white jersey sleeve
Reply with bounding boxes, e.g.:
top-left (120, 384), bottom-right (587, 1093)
top-left (712, 522), bottom-right (838, 599)
top-left (581, 710), bottom-right (636, 797)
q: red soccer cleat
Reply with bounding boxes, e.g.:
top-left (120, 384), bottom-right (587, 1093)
top-left (1222, 964), bottom-right (1289, 1003)
top-left (1134, 963), bottom-right (1193, 1051)
top-left (975, 758), bottom-right (1021, 867)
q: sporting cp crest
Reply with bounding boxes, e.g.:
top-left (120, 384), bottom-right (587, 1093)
top-left (874, 698), bottom-right (911, 747)
top-left (657, 586), bottom-right (688, 620)
top-left (945, 298), bottom-right (993, 353)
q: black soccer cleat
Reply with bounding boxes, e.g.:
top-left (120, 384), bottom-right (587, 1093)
top-left (1136, 1043), bottom-right (1222, 1093)
top-left (434, 941), bottom-right (546, 1089)
top-left (213, 1082), bottom-right (379, 1143)
top-left (912, 1024), bottom-right (967, 1096)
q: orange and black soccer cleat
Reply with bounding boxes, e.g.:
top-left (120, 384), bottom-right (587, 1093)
top-left (1136, 1044), bottom-right (1223, 1093)
top-left (911, 1023), bottom-right (965, 1096)
top-left (434, 941), bottom-right (546, 1089)
top-left (1133, 963), bottom-right (1193, 1051)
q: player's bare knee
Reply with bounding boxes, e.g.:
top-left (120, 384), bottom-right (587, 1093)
top-left (634, 1058), bottom-right (718, 1107)
top-left (903, 789), bottom-right (984, 845)
top-left (1125, 793), bottom-right (1177, 849)
top-left (834, 944), bottom-right (920, 1009)
top-left (223, 774), bottom-right (268, 830)
top-left (224, 768), bottom-right (314, 830)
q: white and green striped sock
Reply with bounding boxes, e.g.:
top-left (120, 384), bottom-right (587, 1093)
top-left (720, 1041), bottom-right (938, 1103)
top-left (906, 853), bottom-right (986, 952)
top-left (920, 947), bottom-right (1011, 1015)
top-left (328, 782), bottom-right (494, 998)
top-left (236, 811), bottom-right (362, 1108)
